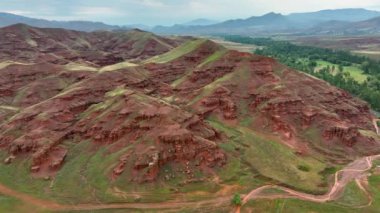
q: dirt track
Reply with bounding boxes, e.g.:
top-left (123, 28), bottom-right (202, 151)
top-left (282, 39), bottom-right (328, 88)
top-left (236, 154), bottom-right (380, 213)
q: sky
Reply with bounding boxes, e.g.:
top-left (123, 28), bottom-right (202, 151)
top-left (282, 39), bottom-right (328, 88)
top-left (1, 0), bottom-right (380, 26)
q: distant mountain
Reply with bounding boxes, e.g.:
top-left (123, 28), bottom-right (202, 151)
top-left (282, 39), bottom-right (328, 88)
top-left (153, 12), bottom-right (296, 35)
top-left (288, 8), bottom-right (380, 24)
top-left (0, 12), bottom-right (125, 31)
top-left (210, 12), bottom-right (292, 30)
top-left (152, 8), bottom-right (380, 36)
top-left (306, 16), bottom-right (380, 35)
top-left (182, 19), bottom-right (219, 26)
top-left (124, 24), bottom-right (152, 31)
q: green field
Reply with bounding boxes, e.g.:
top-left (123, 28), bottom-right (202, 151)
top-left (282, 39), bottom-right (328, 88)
top-left (316, 60), bottom-right (369, 83)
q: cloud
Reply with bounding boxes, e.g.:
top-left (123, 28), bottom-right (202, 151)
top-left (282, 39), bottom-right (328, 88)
top-left (75, 6), bottom-right (123, 17)
top-left (138, 0), bottom-right (166, 8)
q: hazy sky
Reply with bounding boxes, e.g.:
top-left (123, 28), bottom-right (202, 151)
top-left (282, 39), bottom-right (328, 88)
top-left (2, 0), bottom-right (380, 26)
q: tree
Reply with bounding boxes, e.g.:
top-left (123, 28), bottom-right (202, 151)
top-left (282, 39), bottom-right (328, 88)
top-left (338, 64), bottom-right (344, 72)
top-left (231, 193), bottom-right (242, 206)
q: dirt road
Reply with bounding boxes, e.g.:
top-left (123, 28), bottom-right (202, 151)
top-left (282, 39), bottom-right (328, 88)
top-left (236, 154), bottom-right (380, 213)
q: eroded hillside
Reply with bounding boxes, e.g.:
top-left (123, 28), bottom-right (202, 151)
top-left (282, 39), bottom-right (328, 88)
top-left (0, 24), bottom-right (379, 211)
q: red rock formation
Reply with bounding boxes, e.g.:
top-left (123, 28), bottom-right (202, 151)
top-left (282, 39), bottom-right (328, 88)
top-left (0, 24), bottom-right (379, 186)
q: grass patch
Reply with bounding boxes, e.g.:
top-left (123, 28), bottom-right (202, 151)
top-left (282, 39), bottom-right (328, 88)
top-left (315, 60), bottom-right (368, 83)
top-left (145, 39), bottom-right (206, 64)
top-left (336, 181), bottom-right (369, 207)
top-left (105, 87), bottom-right (128, 97)
top-left (0, 194), bottom-right (44, 213)
top-left (187, 70), bottom-right (236, 106)
top-left (207, 119), bottom-right (327, 194)
top-left (99, 61), bottom-right (138, 72)
top-left (64, 62), bottom-right (98, 72)
top-left (0, 151), bottom-right (51, 200)
top-left (52, 140), bottom-right (132, 204)
top-left (197, 50), bottom-right (227, 68)
top-left (244, 199), bottom-right (355, 213)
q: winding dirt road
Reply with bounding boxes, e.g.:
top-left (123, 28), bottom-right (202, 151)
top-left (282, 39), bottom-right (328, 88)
top-left (236, 119), bottom-right (380, 212)
top-left (235, 154), bottom-right (380, 213)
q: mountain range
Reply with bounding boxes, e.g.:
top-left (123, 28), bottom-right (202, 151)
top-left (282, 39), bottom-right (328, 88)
top-left (153, 8), bottom-right (380, 35)
top-left (0, 12), bottom-right (125, 31)
top-left (182, 18), bottom-right (220, 26)
top-left (2, 8), bottom-right (380, 35)
top-left (305, 16), bottom-right (380, 35)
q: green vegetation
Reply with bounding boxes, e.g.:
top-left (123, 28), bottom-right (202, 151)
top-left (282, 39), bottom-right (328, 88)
top-left (0, 194), bottom-right (44, 213)
top-left (198, 49), bottom-right (227, 67)
top-left (241, 179), bottom-right (371, 212)
top-left (99, 61), bottom-right (138, 72)
top-left (240, 161), bottom-right (380, 212)
top-left (243, 199), bottom-right (355, 213)
top-left (0, 151), bottom-right (51, 200)
top-left (297, 165), bottom-right (310, 172)
top-left (224, 36), bottom-right (380, 111)
top-left (314, 60), bottom-right (368, 83)
top-left (231, 193), bottom-right (242, 206)
top-left (336, 181), bottom-right (369, 207)
top-left (145, 39), bottom-right (205, 64)
top-left (207, 118), bottom-right (328, 194)
top-left (64, 62), bottom-right (98, 72)
top-left (105, 87), bottom-right (128, 97)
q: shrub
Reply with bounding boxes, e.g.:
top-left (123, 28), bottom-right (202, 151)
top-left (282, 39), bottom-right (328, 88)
top-left (297, 165), bottom-right (310, 172)
top-left (231, 193), bottom-right (242, 206)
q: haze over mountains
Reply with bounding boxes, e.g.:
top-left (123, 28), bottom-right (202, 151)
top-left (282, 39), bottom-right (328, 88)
top-left (2, 8), bottom-right (380, 35)
top-left (153, 8), bottom-right (380, 35)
